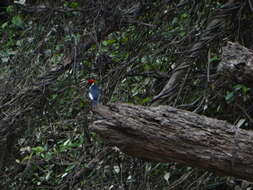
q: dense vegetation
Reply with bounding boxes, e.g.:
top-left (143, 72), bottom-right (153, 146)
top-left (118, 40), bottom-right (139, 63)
top-left (0, 0), bottom-right (253, 189)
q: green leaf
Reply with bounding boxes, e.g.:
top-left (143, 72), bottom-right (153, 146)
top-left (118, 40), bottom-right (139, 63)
top-left (32, 146), bottom-right (45, 153)
top-left (233, 84), bottom-right (244, 90)
top-left (179, 31), bottom-right (186, 37)
top-left (208, 55), bottom-right (220, 63)
top-left (232, 84), bottom-right (250, 102)
top-left (69, 2), bottom-right (79, 8)
top-left (44, 152), bottom-right (53, 161)
top-left (242, 86), bottom-right (250, 95)
top-left (225, 91), bottom-right (234, 103)
top-left (233, 84), bottom-right (250, 95)
top-left (102, 39), bottom-right (116, 46)
top-left (120, 37), bottom-right (128, 43)
top-left (144, 64), bottom-right (151, 71)
top-left (1, 22), bottom-right (8, 29)
top-left (11, 15), bottom-right (24, 28)
top-left (6, 5), bottom-right (14, 13)
top-left (141, 97), bottom-right (151, 105)
top-left (181, 13), bottom-right (188, 19)
top-left (16, 40), bottom-right (22, 46)
top-left (172, 17), bottom-right (178, 25)
top-left (51, 94), bottom-right (58, 100)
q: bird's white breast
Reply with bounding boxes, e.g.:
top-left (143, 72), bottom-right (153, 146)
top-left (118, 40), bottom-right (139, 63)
top-left (88, 92), bottom-right (94, 100)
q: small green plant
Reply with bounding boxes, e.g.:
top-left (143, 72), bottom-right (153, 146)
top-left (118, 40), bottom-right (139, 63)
top-left (225, 84), bottom-right (250, 103)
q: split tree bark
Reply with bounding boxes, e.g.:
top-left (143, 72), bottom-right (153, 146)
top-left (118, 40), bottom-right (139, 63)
top-left (91, 103), bottom-right (253, 182)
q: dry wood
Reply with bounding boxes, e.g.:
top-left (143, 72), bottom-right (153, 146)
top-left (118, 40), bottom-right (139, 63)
top-left (151, 62), bottom-right (187, 106)
top-left (91, 103), bottom-right (253, 182)
top-left (218, 41), bottom-right (253, 87)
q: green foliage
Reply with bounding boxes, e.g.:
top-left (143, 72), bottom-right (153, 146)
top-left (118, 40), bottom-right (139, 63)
top-left (225, 84), bottom-right (251, 104)
top-left (209, 55), bottom-right (220, 64)
top-left (11, 15), bottom-right (24, 28)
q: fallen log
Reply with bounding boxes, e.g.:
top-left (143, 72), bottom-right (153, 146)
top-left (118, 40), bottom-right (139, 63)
top-left (91, 103), bottom-right (253, 182)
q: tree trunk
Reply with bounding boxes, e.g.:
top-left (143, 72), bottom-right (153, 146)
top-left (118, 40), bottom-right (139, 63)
top-left (91, 103), bottom-right (253, 182)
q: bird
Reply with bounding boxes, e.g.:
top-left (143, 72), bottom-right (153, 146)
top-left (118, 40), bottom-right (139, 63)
top-left (87, 79), bottom-right (101, 105)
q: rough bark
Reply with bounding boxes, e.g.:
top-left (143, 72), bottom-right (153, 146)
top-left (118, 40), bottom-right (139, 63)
top-left (91, 103), bottom-right (253, 182)
top-left (218, 41), bottom-right (253, 88)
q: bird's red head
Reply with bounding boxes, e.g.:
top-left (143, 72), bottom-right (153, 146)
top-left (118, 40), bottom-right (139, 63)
top-left (87, 79), bottom-right (96, 85)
